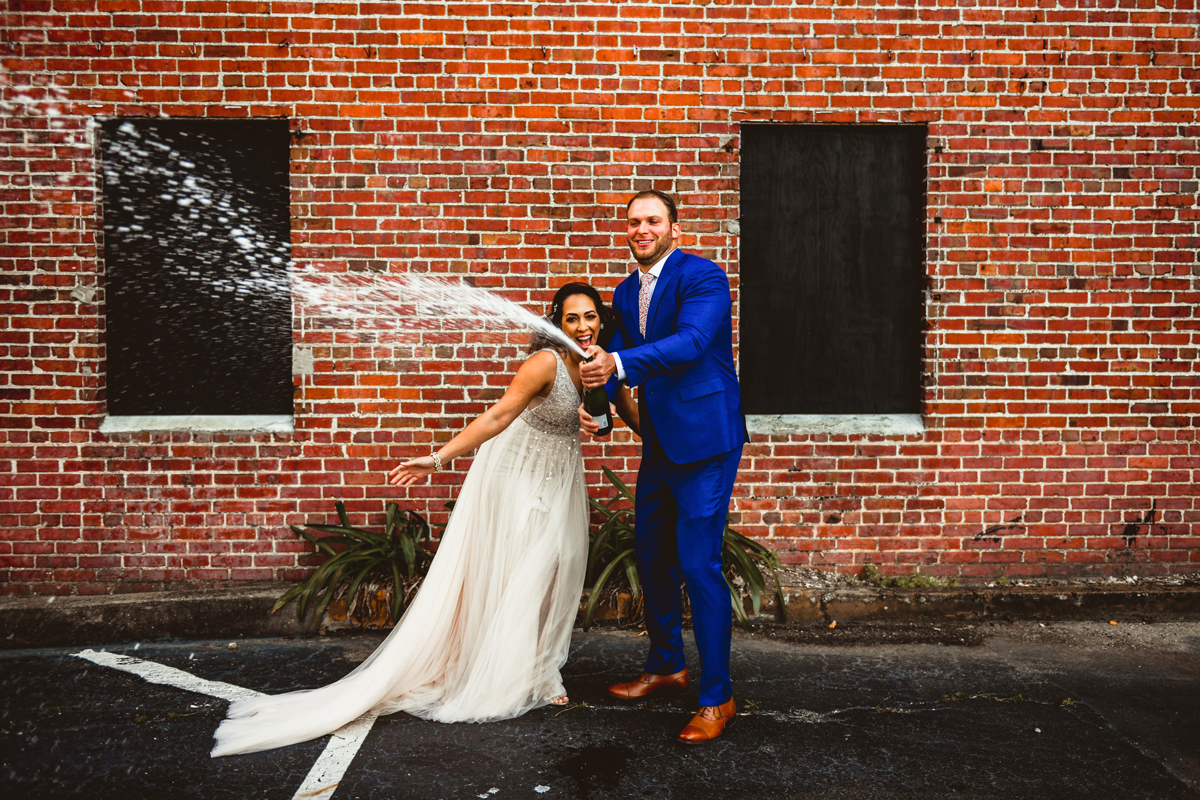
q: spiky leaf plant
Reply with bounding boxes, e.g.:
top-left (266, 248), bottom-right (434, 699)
top-left (582, 467), bottom-right (641, 630)
top-left (273, 500), bottom-right (435, 628)
top-left (722, 524), bottom-right (786, 630)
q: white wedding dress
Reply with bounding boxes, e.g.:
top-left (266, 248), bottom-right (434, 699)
top-left (211, 350), bottom-right (588, 756)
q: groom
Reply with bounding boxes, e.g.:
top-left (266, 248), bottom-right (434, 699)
top-left (580, 189), bottom-right (747, 744)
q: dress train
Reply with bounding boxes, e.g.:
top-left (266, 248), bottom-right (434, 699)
top-left (211, 351), bottom-right (587, 756)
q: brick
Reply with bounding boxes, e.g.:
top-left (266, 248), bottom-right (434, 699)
top-left (0, 0), bottom-right (1195, 595)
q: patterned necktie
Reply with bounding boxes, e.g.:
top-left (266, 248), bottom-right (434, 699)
top-left (638, 271), bottom-right (656, 337)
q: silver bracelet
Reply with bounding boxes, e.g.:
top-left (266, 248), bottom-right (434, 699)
top-left (430, 452), bottom-right (443, 471)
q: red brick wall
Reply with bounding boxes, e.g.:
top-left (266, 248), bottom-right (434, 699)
top-left (1, 0), bottom-right (1197, 596)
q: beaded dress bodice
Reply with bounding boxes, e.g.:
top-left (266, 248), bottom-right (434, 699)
top-left (518, 349), bottom-right (582, 438)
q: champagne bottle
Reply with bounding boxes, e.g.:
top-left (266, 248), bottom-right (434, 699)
top-left (582, 356), bottom-right (614, 437)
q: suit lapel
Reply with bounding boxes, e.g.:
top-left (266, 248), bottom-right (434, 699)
top-left (645, 248), bottom-right (685, 339)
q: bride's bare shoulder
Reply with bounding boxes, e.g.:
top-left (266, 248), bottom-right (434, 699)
top-left (514, 349), bottom-right (560, 396)
top-left (525, 349), bottom-right (561, 366)
top-left (525, 348), bottom-right (558, 362)
top-left (519, 349), bottom-right (559, 378)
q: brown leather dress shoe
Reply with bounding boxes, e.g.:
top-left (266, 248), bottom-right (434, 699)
top-left (678, 697), bottom-right (736, 744)
top-left (607, 668), bottom-right (690, 699)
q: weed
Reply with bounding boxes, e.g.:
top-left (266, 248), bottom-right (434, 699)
top-left (859, 564), bottom-right (958, 589)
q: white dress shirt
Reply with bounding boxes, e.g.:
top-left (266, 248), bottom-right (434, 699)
top-left (612, 248), bottom-right (672, 384)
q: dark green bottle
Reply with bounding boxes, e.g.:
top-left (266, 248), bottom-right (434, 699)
top-left (582, 356), bottom-right (613, 437)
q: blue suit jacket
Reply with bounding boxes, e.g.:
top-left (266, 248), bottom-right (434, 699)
top-left (607, 248), bottom-right (747, 464)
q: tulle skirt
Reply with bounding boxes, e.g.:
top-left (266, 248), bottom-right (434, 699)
top-left (211, 417), bottom-right (588, 756)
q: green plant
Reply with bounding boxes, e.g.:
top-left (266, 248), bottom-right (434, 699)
top-left (859, 564), bottom-right (958, 589)
top-left (723, 523), bottom-right (788, 630)
top-left (582, 467), bottom-right (788, 631)
top-left (582, 468), bottom-right (640, 630)
top-left (273, 500), bottom-right (435, 628)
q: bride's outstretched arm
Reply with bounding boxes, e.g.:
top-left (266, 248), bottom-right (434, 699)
top-left (388, 350), bottom-right (558, 487)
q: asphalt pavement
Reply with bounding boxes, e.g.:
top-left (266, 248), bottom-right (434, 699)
top-left (2, 620), bottom-right (1198, 799)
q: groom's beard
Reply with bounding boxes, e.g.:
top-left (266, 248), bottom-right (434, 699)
top-left (631, 239), bottom-right (675, 267)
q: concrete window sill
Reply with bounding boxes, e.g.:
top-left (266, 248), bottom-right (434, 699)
top-left (746, 414), bottom-right (924, 437)
top-left (100, 415), bottom-right (294, 434)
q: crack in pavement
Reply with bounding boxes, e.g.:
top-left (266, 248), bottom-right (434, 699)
top-left (1040, 674), bottom-right (1200, 794)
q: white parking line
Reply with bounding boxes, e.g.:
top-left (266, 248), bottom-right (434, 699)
top-left (74, 648), bottom-right (263, 703)
top-left (292, 712), bottom-right (378, 799)
top-left (73, 649), bottom-right (377, 800)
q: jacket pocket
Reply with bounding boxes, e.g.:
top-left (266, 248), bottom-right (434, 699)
top-left (679, 377), bottom-right (723, 403)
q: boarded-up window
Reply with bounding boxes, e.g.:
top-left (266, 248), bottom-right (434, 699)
top-left (100, 118), bottom-right (292, 417)
top-left (738, 124), bottom-right (926, 415)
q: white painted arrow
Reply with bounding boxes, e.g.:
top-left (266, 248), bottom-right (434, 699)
top-left (74, 649), bottom-right (377, 800)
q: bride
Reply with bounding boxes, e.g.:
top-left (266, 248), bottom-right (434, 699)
top-left (211, 283), bottom-right (638, 757)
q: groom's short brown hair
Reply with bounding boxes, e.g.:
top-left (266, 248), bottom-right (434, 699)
top-left (626, 189), bottom-right (678, 224)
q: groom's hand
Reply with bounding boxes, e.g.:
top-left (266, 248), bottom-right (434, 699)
top-left (581, 345), bottom-right (615, 388)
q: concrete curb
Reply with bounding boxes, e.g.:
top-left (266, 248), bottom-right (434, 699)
top-left (2, 582), bottom-right (1199, 650)
top-left (0, 583), bottom-right (308, 649)
top-left (768, 584), bottom-right (1200, 623)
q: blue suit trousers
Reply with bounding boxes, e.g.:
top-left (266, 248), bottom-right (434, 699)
top-left (636, 440), bottom-right (743, 707)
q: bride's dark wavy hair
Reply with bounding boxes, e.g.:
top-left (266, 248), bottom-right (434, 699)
top-left (528, 282), bottom-right (614, 354)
